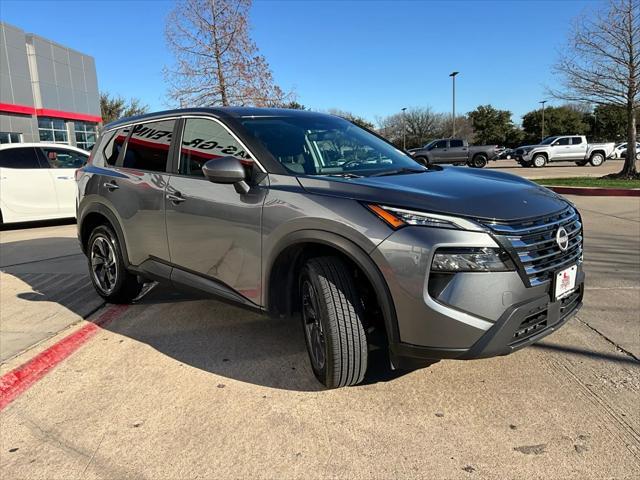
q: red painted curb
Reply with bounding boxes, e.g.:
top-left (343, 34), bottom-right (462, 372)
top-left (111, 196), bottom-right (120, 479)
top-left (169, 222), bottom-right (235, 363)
top-left (0, 304), bottom-right (128, 412)
top-left (547, 185), bottom-right (640, 197)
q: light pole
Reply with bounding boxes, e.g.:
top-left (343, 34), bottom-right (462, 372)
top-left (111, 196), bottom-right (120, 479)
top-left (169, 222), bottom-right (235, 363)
top-left (449, 71), bottom-right (459, 137)
top-left (539, 100), bottom-right (547, 141)
top-left (401, 107), bottom-right (407, 150)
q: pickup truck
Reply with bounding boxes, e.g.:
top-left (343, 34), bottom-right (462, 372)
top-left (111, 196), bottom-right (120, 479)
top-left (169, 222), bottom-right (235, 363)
top-left (408, 139), bottom-right (503, 168)
top-left (512, 135), bottom-right (615, 168)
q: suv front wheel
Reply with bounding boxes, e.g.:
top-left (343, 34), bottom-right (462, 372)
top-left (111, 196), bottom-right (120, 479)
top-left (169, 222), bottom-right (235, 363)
top-left (300, 257), bottom-right (368, 388)
top-left (87, 224), bottom-right (143, 303)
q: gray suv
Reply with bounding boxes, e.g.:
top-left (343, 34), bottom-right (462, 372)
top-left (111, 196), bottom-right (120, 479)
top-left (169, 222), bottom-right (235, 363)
top-left (77, 108), bottom-right (584, 388)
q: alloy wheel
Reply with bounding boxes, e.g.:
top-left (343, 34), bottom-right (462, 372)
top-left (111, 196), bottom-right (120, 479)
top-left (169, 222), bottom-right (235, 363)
top-left (90, 235), bottom-right (118, 295)
top-left (301, 279), bottom-right (326, 371)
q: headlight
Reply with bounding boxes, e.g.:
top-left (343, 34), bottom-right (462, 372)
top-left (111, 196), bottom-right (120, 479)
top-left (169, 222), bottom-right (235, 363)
top-left (367, 205), bottom-right (486, 231)
top-left (431, 247), bottom-right (515, 272)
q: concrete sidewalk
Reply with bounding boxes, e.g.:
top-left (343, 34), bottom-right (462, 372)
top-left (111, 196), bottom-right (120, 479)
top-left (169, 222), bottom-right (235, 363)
top-left (0, 223), bottom-right (103, 362)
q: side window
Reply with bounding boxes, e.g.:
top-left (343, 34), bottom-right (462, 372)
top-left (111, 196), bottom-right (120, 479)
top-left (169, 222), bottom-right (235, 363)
top-left (449, 139), bottom-right (464, 148)
top-left (0, 147), bottom-right (42, 169)
top-left (102, 128), bottom-right (130, 166)
top-left (123, 120), bottom-right (175, 172)
top-left (434, 140), bottom-right (448, 149)
top-left (571, 137), bottom-right (583, 145)
top-left (179, 118), bottom-right (251, 177)
top-left (556, 137), bottom-right (571, 146)
top-left (40, 147), bottom-right (88, 169)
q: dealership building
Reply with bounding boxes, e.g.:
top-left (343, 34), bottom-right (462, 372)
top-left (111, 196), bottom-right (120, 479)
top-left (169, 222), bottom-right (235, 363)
top-left (0, 22), bottom-right (101, 149)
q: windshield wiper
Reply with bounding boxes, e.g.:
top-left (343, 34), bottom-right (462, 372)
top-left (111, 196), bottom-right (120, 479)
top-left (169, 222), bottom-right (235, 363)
top-left (369, 167), bottom-right (427, 177)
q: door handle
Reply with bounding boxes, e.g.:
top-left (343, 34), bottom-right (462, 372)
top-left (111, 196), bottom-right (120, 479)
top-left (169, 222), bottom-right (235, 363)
top-left (104, 181), bottom-right (119, 191)
top-left (57, 176), bottom-right (72, 180)
top-left (166, 193), bottom-right (186, 204)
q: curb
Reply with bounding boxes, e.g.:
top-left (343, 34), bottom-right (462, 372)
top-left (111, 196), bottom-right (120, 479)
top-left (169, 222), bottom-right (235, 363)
top-left (546, 186), bottom-right (640, 197)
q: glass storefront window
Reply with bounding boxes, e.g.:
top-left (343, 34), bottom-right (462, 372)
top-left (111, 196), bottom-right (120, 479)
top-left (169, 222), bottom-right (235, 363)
top-left (0, 132), bottom-right (23, 144)
top-left (74, 121), bottom-right (98, 151)
top-left (38, 118), bottom-right (69, 144)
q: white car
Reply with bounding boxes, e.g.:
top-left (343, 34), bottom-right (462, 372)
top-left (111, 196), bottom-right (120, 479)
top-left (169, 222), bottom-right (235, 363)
top-left (612, 142), bottom-right (640, 159)
top-left (0, 143), bottom-right (89, 224)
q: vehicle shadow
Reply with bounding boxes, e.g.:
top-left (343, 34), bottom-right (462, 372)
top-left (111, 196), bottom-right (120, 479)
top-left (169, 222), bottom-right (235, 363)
top-left (0, 217), bottom-right (75, 231)
top-left (2, 236), bottom-right (415, 391)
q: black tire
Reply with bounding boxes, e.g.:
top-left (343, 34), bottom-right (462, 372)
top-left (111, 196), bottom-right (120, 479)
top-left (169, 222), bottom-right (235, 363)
top-left (471, 154), bottom-right (488, 168)
top-left (300, 257), bottom-right (368, 388)
top-left (532, 154), bottom-right (547, 168)
top-left (87, 224), bottom-right (142, 303)
top-left (589, 152), bottom-right (605, 167)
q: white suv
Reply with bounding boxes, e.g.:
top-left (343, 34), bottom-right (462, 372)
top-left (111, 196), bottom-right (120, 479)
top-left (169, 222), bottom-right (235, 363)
top-left (0, 143), bottom-right (88, 224)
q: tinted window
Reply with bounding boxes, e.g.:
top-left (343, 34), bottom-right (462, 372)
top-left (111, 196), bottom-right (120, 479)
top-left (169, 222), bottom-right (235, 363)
top-left (449, 139), bottom-right (464, 148)
top-left (0, 147), bottom-right (42, 169)
top-left (103, 128), bottom-right (130, 166)
top-left (40, 147), bottom-right (88, 168)
top-left (180, 118), bottom-right (251, 177)
top-left (434, 140), bottom-right (448, 149)
top-left (123, 120), bottom-right (175, 172)
top-left (571, 137), bottom-right (583, 145)
top-left (556, 137), bottom-right (571, 146)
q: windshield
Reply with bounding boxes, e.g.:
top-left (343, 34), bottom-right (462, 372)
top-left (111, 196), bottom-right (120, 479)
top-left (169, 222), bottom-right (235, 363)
top-left (240, 116), bottom-right (424, 177)
top-left (540, 136), bottom-right (559, 145)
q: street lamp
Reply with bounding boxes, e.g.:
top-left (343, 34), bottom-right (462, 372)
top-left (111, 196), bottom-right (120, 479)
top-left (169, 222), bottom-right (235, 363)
top-left (539, 100), bottom-right (547, 141)
top-left (401, 107), bottom-right (407, 150)
top-left (449, 71), bottom-right (459, 137)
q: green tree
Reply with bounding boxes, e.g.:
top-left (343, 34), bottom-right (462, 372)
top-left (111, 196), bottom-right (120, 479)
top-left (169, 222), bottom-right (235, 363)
top-left (468, 105), bottom-right (520, 146)
top-left (280, 101), bottom-right (306, 110)
top-left (586, 104), bottom-right (627, 142)
top-left (521, 105), bottom-right (589, 144)
top-left (100, 92), bottom-right (149, 124)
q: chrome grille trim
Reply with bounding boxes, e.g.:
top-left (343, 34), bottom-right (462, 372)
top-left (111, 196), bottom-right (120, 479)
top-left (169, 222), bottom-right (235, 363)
top-left (482, 206), bottom-right (583, 287)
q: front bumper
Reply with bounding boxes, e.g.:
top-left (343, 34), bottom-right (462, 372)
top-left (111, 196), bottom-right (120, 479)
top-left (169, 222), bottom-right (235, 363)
top-left (371, 225), bottom-right (584, 368)
top-left (389, 284), bottom-right (583, 368)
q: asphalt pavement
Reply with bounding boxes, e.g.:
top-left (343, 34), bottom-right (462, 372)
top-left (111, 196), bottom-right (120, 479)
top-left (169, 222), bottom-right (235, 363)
top-left (487, 158), bottom-right (625, 179)
top-left (0, 194), bottom-right (638, 479)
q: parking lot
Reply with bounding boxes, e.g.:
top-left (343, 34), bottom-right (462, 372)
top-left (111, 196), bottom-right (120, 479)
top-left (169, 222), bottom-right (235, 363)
top-left (1, 191), bottom-right (639, 479)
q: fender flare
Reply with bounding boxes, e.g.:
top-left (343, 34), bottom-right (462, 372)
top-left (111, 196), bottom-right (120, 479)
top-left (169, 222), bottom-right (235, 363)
top-left (78, 201), bottom-right (131, 267)
top-left (264, 229), bottom-right (400, 344)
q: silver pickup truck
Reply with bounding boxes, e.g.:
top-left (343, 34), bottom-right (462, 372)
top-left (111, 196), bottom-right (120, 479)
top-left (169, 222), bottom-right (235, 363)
top-left (408, 139), bottom-right (504, 168)
top-left (513, 135), bottom-right (615, 168)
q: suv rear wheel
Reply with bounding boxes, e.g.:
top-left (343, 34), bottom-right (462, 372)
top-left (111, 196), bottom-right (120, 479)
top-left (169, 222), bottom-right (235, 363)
top-left (300, 257), bottom-right (368, 388)
top-left (87, 225), bottom-right (143, 303)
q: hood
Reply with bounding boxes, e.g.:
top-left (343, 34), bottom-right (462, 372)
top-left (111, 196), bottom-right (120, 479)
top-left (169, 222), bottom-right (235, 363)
top-left (297, 166), bottom-right (568, 222)
top-left (517, 144), bottom-right (542, 150)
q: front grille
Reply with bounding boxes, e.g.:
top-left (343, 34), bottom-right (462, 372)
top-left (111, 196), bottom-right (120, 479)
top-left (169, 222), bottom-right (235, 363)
top-left (515, 148), bottom-right (525, 155)
top-left (483, 206), bottom-right (583, 286)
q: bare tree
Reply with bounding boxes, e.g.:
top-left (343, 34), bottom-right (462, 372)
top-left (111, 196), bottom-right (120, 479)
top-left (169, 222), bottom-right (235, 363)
top-left (377, 107), bottom-right (444, 148)
top-left (550, 0), bottom-right (639, 177)
top-left (164, 0), bottom-right (291, 107)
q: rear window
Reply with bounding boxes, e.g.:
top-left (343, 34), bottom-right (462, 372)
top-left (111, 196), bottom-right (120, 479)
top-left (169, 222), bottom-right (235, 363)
top-left (122, 120), bottom-right (176, 172)
top-left (450, 139), bottom-right (464, 148)
top-left (571, 137), bottom-right (583, 145)
top-left (0, 147), bottom-right (42, 169)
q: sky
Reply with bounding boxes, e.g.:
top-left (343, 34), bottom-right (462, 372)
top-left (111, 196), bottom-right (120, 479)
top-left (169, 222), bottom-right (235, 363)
top-left (1, 0), bottom-right (602, 124)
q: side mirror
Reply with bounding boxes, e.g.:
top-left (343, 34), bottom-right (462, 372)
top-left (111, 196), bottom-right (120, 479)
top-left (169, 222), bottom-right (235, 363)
top-left (202, 156), bottom-right (250, 194)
